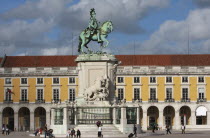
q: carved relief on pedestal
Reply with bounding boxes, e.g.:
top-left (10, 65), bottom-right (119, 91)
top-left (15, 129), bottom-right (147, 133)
top-left (83, 75), bottom-right (110, 101)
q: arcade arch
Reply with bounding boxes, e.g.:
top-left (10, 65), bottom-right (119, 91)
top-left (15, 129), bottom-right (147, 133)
top-left (34, 107), bottom-right (46, 129)
top-left (147, 106), bottom-right (159, 127)
top-left (196, 106), bottom-right (207, 125)
top-left (18, 107), bottom-right (30, 131)
top-left (163, 106), bottom-right (175, 127)
top-left (2, 107), bottom-right (14, 131)
top-left (180, 106), bottom-right (191, 125)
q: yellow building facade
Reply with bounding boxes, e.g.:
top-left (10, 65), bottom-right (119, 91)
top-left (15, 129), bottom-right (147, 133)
top-left (0, 54), bottom-right (210, 133)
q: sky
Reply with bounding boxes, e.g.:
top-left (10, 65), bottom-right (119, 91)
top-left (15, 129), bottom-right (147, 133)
top-left (0, 0), bottom-right (210, 56)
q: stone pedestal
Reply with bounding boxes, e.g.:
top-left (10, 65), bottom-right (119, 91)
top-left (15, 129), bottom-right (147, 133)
top-left (51, 108), bottom-right (68, 134)
top-left (76, 54), bottom-right (118, 105)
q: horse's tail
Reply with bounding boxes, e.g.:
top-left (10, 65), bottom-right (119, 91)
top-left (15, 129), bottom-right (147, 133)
top-left (78, 36), bottom-right (82, 53)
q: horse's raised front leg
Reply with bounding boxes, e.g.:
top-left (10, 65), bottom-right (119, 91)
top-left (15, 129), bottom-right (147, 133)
top-left (101, 35), bottom-right (109, 48)
top-left (80, 39), bottom-right (86, 53)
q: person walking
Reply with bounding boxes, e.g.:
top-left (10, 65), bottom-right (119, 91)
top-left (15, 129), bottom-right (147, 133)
top-left (181, 124), bottom-right (185, 134)
top-left (133, 124), bottom-right (137, 137)
top-left (152, 124), bottom-right (156, 133)
top-left (77, 129), bottom-right (81, 138)
top-left (5, 125), bottom-right (10, 135)
top-left (98, 125), bottom-right (102, 137)
top-left (71, 128), bottom-right (76, 138)
top-left (44, 124), bottom-right (48, 138)
top-left (66, 128), bottom-right (71, 137)
top-left (2, 124), bottom-right (5, 135)
top-left (166, 125), bottom-right (171, 134)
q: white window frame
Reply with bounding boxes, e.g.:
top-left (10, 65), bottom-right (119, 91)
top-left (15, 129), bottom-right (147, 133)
top-left (117, 87), bottom-right (125, 100)
top-left (165, 76), bottom-right (173, 83)
top-left (182, 76), bottom-right (188, 83)
top-left (133, 77), bottom-right (140, 84)
top-left (197, 87), bottom-right (205, 100)
top-left (117, 77), bottom-right (124, 83)
top-left (149, 87), bottom-right (157, 99)
top-left (133, 87), bottom-right (140, 100)
top-left (5, 78), bottom-right (12, 85)
top-left (181, 87), bottom-right (190, 99)
top-left (198, 76), bottom-right (205, 83)
top-left (52, 88), bottom-right (60, 100)
top-left (21, 78), bottom-right (28, 85)
top-left (69, 88), bottom-right (76, 101)
top-left (149, 76), bottom-right (156, 83)
top-left (20, 88), bottom-right (28, 101)
top-left (37, 78), bottom-right (44, 85)
top-left (165, 87), bottom-right (173, 99)
top-left (69, 77), bottom-right (76, 84)
top-left (36, 88), bottom-right (44, 100)
top-left (4, 88), bottom-right (12, 100)
top-left (53, 77), bottom-right (60, 84)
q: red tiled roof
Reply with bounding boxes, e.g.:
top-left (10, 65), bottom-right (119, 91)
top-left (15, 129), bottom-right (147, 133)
top-left (116, 55), bottom-right (210, 66)
top-left (2, 54), bottom-right (210, 67)
top-left (3, 56), bottom-right (77, 67)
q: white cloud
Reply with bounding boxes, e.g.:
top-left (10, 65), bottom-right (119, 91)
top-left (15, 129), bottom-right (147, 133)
top-left (134, 8), bottom-right (210, 54)
top-left (41, 46), bottom-right (73, 55)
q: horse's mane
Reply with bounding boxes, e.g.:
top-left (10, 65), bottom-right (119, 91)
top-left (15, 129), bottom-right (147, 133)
top-left (101, 21), bottom-right (112, 27)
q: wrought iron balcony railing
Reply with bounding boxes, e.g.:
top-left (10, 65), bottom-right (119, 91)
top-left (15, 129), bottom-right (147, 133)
top-left (148, 98), bottom-right (158, 102)
top-left (181, 98), bottom-right (190, 102)
top-left (4, 100), bottom-right (13, 104)
top-left (19, 100), bottom-right (29, 103)
top-left (51, 99), bottom-right (61, 104)
top-left (197, 98), bottom-right (207, 103)
top-left (132, 98), bottom-right (142, 103)
top-left (165, 98), bottom-right (175, 102)
top-left (35, 99), bottom-right (45, 103)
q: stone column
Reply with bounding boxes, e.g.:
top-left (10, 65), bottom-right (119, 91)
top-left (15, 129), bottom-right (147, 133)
top-left (175, 111), bottom-right (180, 130)
top-left (191, 111), bottom-right (196, 126)
top-left (136, 107), bottom-right (141, 133)
top-left (30, 112), bottom-right (35, 131)
top-left (14, 112), bottom-right (18, 131)
top-left (113, 107), bottom-right (116, 124)
top-left (158, 111), bottom-right (163, 130)
top-left (46, 111), bottom-right (51, 126)
top-left (74, 107), bottom-right (77, 125)
top-left (63, 108), bottom-right (68, 125)
top-left (121, 107), bottom-right (127, 133)
top-left (142, 111), bottom-right (147, 131)
top-left (0, 112), bottom-right (2, 128)
top-left (207, 111), bottom-right (210, 125)
top-left (137, 107), bottom-right (140, 124)
top-left (51, 109), bottom-right (55, 125)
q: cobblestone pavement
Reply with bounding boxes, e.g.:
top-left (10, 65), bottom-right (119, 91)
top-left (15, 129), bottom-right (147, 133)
top-left (0, 131), bottom-right (210, 138)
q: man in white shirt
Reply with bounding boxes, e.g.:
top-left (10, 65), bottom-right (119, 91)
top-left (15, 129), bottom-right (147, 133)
top-left (98, 126), bottom-right (102, 137)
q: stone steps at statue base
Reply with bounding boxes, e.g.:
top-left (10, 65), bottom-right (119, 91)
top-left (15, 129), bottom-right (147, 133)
top-left (30, 125), bottom-right (128, 137)
top-left (62, 124), bottom-right (127, 137)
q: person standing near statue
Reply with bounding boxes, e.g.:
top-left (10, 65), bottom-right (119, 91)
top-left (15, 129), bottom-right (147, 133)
top-left (88, 8), bottom-right (101, 42)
